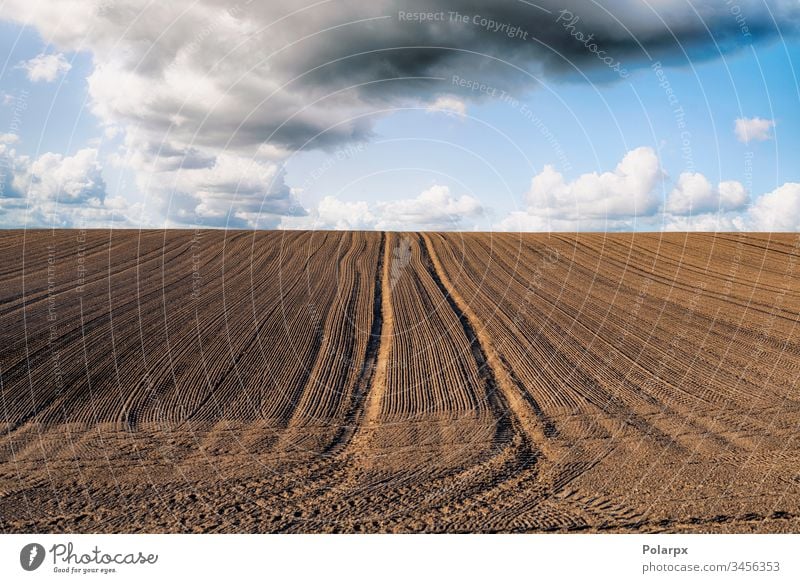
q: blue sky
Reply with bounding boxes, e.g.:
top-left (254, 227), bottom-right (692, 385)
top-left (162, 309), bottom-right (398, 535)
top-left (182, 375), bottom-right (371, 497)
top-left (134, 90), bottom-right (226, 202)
top-left (1, 1), bottom-right (799, 231)
top-left (0, 22), bottom-right (99, 156)
top-left (283, 38), bottom-right (799, 231)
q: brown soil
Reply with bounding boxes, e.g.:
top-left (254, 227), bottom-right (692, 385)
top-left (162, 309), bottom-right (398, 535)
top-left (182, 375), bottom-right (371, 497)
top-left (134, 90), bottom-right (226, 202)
top-left (1, 229), bottom-right (799, 533)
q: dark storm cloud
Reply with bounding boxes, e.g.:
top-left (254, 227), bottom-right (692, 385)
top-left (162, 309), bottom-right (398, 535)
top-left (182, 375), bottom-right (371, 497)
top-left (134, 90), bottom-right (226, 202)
top-left (260, 0), bottom-right (799, 101)
top-left (4, 0), bottom-right (797, 154)
top-left (0, 0), bottom-right (796, 227)
top-left (9, 0), bottom-right (792, 153)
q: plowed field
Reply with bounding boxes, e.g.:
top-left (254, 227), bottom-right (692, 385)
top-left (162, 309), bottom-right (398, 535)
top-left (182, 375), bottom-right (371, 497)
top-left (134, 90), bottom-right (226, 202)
top-left (1, 230), bottom-right (799, 533)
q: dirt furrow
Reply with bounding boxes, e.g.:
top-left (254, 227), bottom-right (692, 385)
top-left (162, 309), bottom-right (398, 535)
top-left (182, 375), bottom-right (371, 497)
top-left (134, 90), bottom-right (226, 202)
top-left (2, 231), bottom-right (799, 533)
top-left (419, 233), bottom-right (556, 457)
top-left (323, 232), bottom-right (387, 455)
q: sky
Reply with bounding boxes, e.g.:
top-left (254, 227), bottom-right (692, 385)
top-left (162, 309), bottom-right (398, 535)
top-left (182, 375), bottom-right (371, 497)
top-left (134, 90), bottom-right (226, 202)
top-left (0, 0), bottom-right (799, 231)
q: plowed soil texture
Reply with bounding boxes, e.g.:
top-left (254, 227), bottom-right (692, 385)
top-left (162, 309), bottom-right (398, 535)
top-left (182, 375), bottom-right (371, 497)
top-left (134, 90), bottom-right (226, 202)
top-left (1, 230), bottom-right (799, 533)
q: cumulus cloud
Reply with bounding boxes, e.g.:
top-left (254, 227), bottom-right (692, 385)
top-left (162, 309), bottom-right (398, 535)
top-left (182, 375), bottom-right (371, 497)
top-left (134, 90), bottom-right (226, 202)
top-left (662, 214), bottom-right (746, 232)
top-left (735, 117), bottom-right (776, 143)
top-left (746, 183), bottom-right (800, 231)
top-left (26, 149), bottom-right (106, 203)
top-left (17, 53), bottom-right (71, 82)
top-left (426, 96), bottom-right (467, 117)
top-left (281, 196), bottom-right (375, 230)
top-left (663, 184), bottom-right (800, 232)
top-left (376, 185), bottom-right (483, 230)
top-left (167, 154), bottom-right (304, 228)
top-left (1, 1), bottom-right (798, 229)
top-left (496, 145), bottom-right (800, 233)
top-left (0, 144), bottom-right (131, 227)
top-left (116, 132), bottom-right (305, 228)
top-left (495, 146), bottom-right (799, 233)
top-left (524, 146), bottom-right (663, 222)
top-left (283, 185), bottom-right (483, 231)
top-left (2, 1), bottom-right (796, 154)
top-left (0, 133), bottom-right (19, 143)
top-left (1, 145), bottom-right (105, 203)
top-left (495, 211), bottom-right (617, 232)
top-left (665, 173), bottom-right (748, 215)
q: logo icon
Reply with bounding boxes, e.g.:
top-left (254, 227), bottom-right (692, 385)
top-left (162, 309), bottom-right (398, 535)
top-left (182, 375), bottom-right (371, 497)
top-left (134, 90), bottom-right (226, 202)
top-left (20, 543), bottom-right (46, 571)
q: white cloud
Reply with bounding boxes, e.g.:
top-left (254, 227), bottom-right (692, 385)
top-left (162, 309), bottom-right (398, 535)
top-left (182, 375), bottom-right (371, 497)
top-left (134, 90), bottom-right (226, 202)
top-left (663, 183), bottom-right (800, 232)
top-left (746, 183), bottom-right (800, 231)
top-left (717, 181), bottom-right (749, 211)
top-left (375, 185), bottom-right (483, 230)
top-left (665, 172), bottom-right (748, 215)
top-left (105, 129), bottom-right (304, 228)
top-left (0, 133), bottom-right (19, 144)
top-left (662, 214), bottom-right (746, 232)
top-left (171, 153), bottom-right (302, 228)
top-left (281, 196), bottom-right (375, 230)
top-left (426, 96), bottom-right (467, 117)
top-left (495, 146), bottom-right (800, 233)
top-left (282, 185), bottom-right (484, 231)
top-left (26, 149), bottom-right (105, 203)
top-left (0, 144), bottom-right (131, 227)
top-left (1, 2), bottom-right (798, 231)
top-left (734, 117), bottom-right (775, 143)
top-left (500, 146), bottom-right (663, 230)
top-left (495, 211), bottom-right (615, 232)
top-left (17, 53), bottom-right (71, 83)
top-left (5, 1), bottom-right (789, 156)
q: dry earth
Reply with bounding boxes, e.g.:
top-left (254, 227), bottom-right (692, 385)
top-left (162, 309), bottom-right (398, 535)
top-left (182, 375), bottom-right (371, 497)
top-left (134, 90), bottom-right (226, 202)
top-left (1, 230), bottom-right (799, 533)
